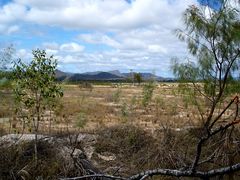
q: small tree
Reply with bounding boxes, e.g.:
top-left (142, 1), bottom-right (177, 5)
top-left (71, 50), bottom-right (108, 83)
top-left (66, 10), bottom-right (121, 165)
top-left (142, 81), bottom-right (155, 107)
top-left (13, 49), bottom-right (63, 162)
top-left (134, 73), bottom-right (142, 85)
top-left (170, 0), bottom-right (240, 178)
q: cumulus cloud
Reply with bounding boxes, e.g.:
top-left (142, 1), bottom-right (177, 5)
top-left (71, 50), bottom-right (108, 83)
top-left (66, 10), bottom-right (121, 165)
top-left (0, 0), bottom-right (201, 76)
top-left (79, 33), bottom-right (120, 48)
top-left (0, 0), bottom-right (197, 31)
top-left (0, 24), bottom-right (19, 34)
top-left (60, 43), bottom-right (84, 53)
top-left (148, 45), bottom-right (167, 54)
top-left (16, 48), bottom-right (32, 60)
top-left (0, 2), bottom-right (26, 34)
top-left (42, 42), bottom-right (84, 54)
top-left (42, 42), bottom-right (59, 50)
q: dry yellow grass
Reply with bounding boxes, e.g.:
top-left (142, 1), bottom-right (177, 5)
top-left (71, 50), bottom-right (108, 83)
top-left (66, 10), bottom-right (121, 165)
top-left (51, 83), bottom-right (203, 132)
top-left (0, 82), bottom-right (236, 134)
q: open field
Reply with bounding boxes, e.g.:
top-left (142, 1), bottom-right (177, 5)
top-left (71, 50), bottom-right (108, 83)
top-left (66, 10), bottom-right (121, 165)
top-left (0, 82), bottom-right (238, 135)
top-left (1, 82), bottom-right (240, 179)
top-left (0, 82), bottom-right (208, 134)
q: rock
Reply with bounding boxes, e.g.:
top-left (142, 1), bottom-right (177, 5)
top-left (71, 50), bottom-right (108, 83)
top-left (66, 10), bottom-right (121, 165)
top-left (97, 152), bottom-right (116, 161)
top-left (0, 134), bottom-right (51, 146)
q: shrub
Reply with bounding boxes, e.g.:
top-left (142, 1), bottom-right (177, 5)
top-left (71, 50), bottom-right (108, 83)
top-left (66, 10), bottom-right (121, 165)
top-left (142, 81), bottom-right (155, 107)
top-left (75, 112), bottom-right (88, 128)
top-left (78, 82), bottom-right (93, 91)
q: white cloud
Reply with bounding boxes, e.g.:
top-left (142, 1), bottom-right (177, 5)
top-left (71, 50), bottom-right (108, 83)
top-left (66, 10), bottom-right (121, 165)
top-left (1, 0), bottom-right (202, 76)
top-left (79, 33), bottom-right (120, 48)
top-left (148, 45), bottom-right (167, 54)
top-left (60, 42), bottom-right (84, 53)
top-left (0, 2), bottom-right (26, 34)
top-left (42, 42), bottom-right (85, 54)
top-left (0, 0), bottom-right (198, 31)
top-left (42, 42), bottom-right (59, 50)
top-left (45, 49), bottom-right (58, 55)
top-left (0, 24), bottom-right (20, 34)
top-left (0, 3), bottom-right (26, 23)
top-left (16, 49), bottom-right (32, 59)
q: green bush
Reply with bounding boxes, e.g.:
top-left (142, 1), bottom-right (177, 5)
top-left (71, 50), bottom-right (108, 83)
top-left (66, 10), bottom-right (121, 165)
top-left (142, 81), bottom-right (155, 107)
top-left (75, 112), bottom-right (88, 128)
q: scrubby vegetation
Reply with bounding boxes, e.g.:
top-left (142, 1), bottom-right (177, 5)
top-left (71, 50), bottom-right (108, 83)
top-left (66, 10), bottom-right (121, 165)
top-left (1, 0), bottom-right (240, 179)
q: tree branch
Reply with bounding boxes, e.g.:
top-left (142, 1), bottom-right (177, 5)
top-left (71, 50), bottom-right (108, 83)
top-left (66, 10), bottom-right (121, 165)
top-left (59, 174), bottom-right (127, 180)
top-left (130, 163), bottom-right (240, 180)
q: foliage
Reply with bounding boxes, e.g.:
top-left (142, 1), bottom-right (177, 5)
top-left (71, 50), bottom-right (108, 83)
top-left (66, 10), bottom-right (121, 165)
top-left (13, 49), bottom-right (63, 161)
top-left (120, 101), bottom-right (129, 119)
top-left (134, 73), bottom-right (142, 85)
top-left (111, 87), bottom-right (122, 103)
top-left (169, 0), bottom-right (240, 178)
top-left (173, 1), bottom-right (240, 101)
top-left (142, 81), bottom-right (155, 107)
top-left (78, 81), bottom-right (93, 91)
top-left (75, 112), bottom-right (88, 128)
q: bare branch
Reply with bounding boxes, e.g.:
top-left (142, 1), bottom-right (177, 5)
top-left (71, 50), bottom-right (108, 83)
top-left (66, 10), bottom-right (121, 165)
top-left (139, 175), bottom-right (149, 180)
top-left (59, 174), bottom-right (127, 180)
top-left (130, 163), bottom-right (240, 180)
top-left (209, 96), bottom-right (239, 129)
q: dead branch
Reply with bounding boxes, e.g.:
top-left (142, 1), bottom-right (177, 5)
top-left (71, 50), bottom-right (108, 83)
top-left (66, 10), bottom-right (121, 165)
top-left (209, 96), bottom-right (239, 130)
top-left (129, 163), bottom-right (240, 180)
top-left (59, 174), bottom-right (127, 180)
top-left (60, 162), bottom-right (240, 180)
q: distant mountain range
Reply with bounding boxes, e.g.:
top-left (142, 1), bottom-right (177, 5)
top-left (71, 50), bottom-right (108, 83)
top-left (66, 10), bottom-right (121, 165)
top-left (55, 69), bottom-right (174, 82)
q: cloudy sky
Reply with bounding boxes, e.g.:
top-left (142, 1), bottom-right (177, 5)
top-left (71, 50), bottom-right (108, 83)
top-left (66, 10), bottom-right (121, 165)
top-left (0, 0), bottom-right (210, 77)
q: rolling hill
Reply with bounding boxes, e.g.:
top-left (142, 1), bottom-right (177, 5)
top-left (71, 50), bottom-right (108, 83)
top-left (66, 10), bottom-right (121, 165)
top-left (55, 69), bottom-right (173, 82)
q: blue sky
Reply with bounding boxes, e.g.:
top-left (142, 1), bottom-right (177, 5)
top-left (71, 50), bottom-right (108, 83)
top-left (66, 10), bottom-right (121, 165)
top-left (0, 0), bottom-right (217, 77)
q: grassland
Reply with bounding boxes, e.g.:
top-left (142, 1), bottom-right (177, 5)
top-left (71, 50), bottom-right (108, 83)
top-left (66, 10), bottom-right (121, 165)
top-left (1, 82), bottom-right (240, 179)
top-left (0, 82), bottom-right (203, 134)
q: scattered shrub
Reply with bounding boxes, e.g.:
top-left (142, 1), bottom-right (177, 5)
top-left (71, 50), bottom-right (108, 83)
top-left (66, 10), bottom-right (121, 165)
top-left (142, 81), bottom-right (155, 107)
top-left (78, 82), bottom-right (93, 91)
top-left (111, 88), bottom-right (122, 103)
top-left (75, 112), bottom-right (88, 128)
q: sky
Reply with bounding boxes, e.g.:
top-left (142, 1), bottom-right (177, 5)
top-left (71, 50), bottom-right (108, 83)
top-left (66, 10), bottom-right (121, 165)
top-left (0, 0), bottom-right (213, 77)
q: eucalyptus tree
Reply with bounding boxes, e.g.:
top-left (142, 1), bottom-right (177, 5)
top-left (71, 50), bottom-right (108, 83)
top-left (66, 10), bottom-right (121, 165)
top-left (13, 49), bottom-right (63, 162)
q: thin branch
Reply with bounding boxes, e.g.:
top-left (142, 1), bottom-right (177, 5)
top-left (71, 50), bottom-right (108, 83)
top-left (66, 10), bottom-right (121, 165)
top-left (210, 119), bottom-right (240, 137)
top-left (209, 96), bottom-right (239, 129)
top-left (191, 117), bottom-right (240, 172)
top-left (130, 163), bottom-right (240, 180)
top-left (198, 146), bottom-right (221, 166)
top-left (59, 174), bottom-right (127, 180)
top-left (140, 175), bottom-right (149, 180)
